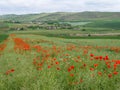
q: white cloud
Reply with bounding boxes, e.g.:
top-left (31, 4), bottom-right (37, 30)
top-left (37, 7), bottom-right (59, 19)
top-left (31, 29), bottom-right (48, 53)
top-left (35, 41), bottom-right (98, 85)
top-left (0, 0), bottom-right (120, 14)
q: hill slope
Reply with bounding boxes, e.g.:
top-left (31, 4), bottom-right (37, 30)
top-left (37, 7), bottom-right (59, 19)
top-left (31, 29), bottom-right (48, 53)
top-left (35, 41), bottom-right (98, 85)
top-left (0, 12), bottom-right (120, 22)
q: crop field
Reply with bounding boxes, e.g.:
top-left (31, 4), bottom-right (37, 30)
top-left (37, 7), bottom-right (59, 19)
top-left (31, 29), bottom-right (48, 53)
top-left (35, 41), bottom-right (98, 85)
top-left (0, 12), bottom-right (120, 90)
top-left (85, 20), bottom-right (120, 29)
top-left (60, 22), bottom-right (91, 26)
top-left (0, 31), bottom-right (120, 90)
top-left (11, 30), bottom-right (120, 39)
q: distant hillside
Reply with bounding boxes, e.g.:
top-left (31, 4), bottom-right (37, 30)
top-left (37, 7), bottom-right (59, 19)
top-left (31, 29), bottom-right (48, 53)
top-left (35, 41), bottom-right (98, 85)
top-left (0, 14), bottom-right (49, 22)
top-left (0, 12), bottom-right (120, 22)
top-left (85, 20), bottom-right (120, 29)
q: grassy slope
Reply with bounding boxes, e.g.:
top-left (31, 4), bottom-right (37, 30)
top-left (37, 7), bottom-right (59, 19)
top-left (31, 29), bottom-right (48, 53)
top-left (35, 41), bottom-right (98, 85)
top-left (0, 13), bottom-right (50, 22)
top-left (1, 12), bottom-right (120, 22)
top-left (85, 20), bottom-right (120, 29)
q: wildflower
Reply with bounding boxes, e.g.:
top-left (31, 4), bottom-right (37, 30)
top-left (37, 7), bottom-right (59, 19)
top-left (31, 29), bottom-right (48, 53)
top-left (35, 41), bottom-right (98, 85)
top-left (90, 54), bottom-right (94, 57)
top-left (114, 64), bottom-right (117, 70)
top-left (94, 64), bottom-right (98, 67)
top-left (90, 68), bottom-right (94, 71)
top-left (55, 61), bottom-right (59, 65)
top-left (77, 56), bottom-right (80, 59)
top-left (80, 78), bottom-right (83, 83)
top-left (6, 69), bottom-right (15, 75)
top-left (90, 58), bottom-right (93, 60)
top-left (94, 56), bottom-right (99, 60)
top-left (11, 69), bottom-right (15, 72)
top-left (107, 64), bottom-right (111, 68)
top-left (65, 53), bottom-right (69, 56)
top-left (6, 71), bottom-right (10, 75)
top-left (68, 68), bottom-right (71, 72)
top-left (83, 63), bottom-right (86, 67)
top-left (70, 74), bottom-right (74, 77)
top-left (70, 65), bottom-right (74, 69)
top-left (99, 56), bottom-right (103, 60)
top-left (48, 66), bottom-right (51, 69)
top-left (113, 71), bottom-right (118, 75)
top-left (104, 55), bottom-right (109, 60)
top-left (33, 61), bottom-right (36, 65)
top-left (53, 58), bottom-right (56, 61)
top-left (98, 72), bottom-right (102, 76)
top-left (83, 50), bottom-right (88, 54)
top-left (105, 55), bottom-right (109, 60)
top-left (108, 74), bottom-right (112, 78)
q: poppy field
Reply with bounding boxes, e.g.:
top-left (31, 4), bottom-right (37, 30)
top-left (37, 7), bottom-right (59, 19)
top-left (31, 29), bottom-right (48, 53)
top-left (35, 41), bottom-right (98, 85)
top-left (0, 33), bottom-right (120, 90)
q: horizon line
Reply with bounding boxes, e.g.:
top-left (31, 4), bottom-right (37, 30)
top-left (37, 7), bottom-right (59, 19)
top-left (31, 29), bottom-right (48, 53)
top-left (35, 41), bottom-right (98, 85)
top-left (0, 11), bottom-right (120, 15)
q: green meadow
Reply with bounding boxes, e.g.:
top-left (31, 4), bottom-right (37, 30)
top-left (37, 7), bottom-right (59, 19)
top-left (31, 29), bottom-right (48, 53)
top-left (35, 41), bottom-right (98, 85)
top-left (0, 31), bottom-right (120, 90)
top-left (0, 12), bottom-right (120, 90)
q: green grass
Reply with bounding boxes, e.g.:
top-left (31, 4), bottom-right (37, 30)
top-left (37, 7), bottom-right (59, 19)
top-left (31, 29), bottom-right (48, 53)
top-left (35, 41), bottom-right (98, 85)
top-left (0, 34), bottom-right (9, 43)
top-left (85, 20), bottom-right (120, 29)
top-left (11, 30), bottom-right (120, 39)
top-left (0, 31), bottom-right (120, 90)
top-left (0, 17), bottom-right (120, 90)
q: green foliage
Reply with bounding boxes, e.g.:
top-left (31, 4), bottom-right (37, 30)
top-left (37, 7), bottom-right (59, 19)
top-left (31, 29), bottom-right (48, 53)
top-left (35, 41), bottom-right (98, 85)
top-left (44, 20), bottom-right (59, 24)
top-left (0, 34), bottom-right (9, 43)
top-left (85, 20), bottom-right (120, 29)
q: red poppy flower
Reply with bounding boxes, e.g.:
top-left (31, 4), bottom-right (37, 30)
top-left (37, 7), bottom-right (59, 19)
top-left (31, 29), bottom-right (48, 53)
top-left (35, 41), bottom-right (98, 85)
top-left (83, 64), bottom-right (86, 67)
top-left (108, 74), bottom-right (112, 78)
top-left (113, 71), bottom-right (118, 75)
top-left (90, 54), bottom-right (94, 57)
top-left (77, 56), bottom-right (80, 59)
top-left (98, 72), bottom-right (102, 76)
top-left (68, 68), bottom-right (71, 72)
top-left (94, 64), bottom-right (98, 67)
top-left (48, 66), bottom-right (51, 69)
top-left (70, 65), bottom-right (74, 69)
top-left (90, 68), bottom-right (94, 71)
top-left (70, 74), bottom-right (74, 77)
top-left (107, 64), bottom-right (111, 68)
top-left (53, 58), bottom-right (56, 61)
top-left (99, 56), bottom-right (103, 60)
top-left (114, 64), bottom-right (117, 70)
top-left (11, 69), bottom-right (15, 72)
top-left (55, 62), bottom-right (59, 65)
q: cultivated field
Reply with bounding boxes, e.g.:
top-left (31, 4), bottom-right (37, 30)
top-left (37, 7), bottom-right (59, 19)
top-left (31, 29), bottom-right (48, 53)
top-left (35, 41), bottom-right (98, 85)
top-left (0, 12), bottom-right (120, 90)
top-left (0, 31), bottom-right (120, 90)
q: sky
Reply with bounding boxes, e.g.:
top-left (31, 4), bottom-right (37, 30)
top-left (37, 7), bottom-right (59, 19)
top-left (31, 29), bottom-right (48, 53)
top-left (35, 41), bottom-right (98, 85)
top-left (0, 0), bottom-right (120, 15)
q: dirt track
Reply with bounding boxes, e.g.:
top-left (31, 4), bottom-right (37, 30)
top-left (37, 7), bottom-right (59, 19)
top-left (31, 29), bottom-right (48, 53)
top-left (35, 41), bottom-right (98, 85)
top-left (75, 33), bottom-right (120, 36)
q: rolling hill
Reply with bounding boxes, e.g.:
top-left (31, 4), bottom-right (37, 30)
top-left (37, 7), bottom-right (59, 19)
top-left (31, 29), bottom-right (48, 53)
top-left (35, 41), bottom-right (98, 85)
top-left (0, 12), bottom-right (120, 22)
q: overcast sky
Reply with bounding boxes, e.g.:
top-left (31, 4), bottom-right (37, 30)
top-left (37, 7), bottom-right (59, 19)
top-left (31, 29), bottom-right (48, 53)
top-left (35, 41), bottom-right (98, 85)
top-left (0, 0), bottom-right (120, 15)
